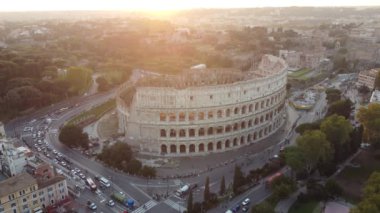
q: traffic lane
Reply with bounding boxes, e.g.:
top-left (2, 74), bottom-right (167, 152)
top-left (5, 89), bottom-right (116, 137)
top-left (47, 132), bottom-right (151, 204)
top-left (147, 202), bottom-right (179, 213)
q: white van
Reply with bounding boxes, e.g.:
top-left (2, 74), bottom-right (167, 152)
top-left (99, 177), bottom-right (111, 187)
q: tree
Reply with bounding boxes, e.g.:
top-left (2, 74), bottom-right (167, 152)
top-left (325, 88), bottom-right (341, 104)
top-left (219, 176), bottom-right (226, 195)
top-left (59, 125), bottom-right (89, 149)
top-left (284, 146), bottom-right (306, 175)
top-left (96, 76), bottom-right (110, 92)
top-left (66, 66), bottom-right (93, 94)
top-left (295, 121), bottom-right (321, 134)
top-left (325, 179), bottom-right (342, 198)
top-left (124, 159), bottom-right (142, 174)
top-left (321, 115), bottom-right (353, 161)
top-left (140, 166), bottom-right (156, 178)
top-left (296, 130), bottom-right (332, 174)
top-left (204, 176), bottom-right (210, 202)
top-left (271, 176), bottom-right (297, 200)
top-left (232, 165), bottom-right (245, 194)
top-left (358, 85), bottom-right (370, 94)
top-left (357, 103), bottom-right (380, 146)
top-left (97, 142), bottom-right (133, 169)
top-left (327, 99), bottom-right (353, 119)
top-left (187, 190), bottom-right (193, 213)
top-left (351, 172), bottom-right (380, 213)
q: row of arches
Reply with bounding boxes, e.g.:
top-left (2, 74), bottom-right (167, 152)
top-left (159, 89), bottom-right (285, 122)
top-left (160, 119), bottom-right (282, 154)
top-left (160, 108), bottom-right (281, 138)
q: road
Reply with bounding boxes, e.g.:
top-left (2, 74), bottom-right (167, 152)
top-left (4, 76), bottom-right (328, 213)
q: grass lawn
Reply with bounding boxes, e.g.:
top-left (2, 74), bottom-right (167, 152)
top-left (288, 68), bottom-right (312, 79)
top-left (289, 200), bottom-right (319, 213)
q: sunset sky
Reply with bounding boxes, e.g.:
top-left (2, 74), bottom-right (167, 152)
top-left (1, 0), bottom-right (380, 11)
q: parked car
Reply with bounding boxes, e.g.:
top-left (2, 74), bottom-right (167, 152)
top-left (87, 201), bottom-right (97, 210)
top-left (242, 198), bottom-right (250, 206)
top-left (107, 199), bottom-right (115, 207)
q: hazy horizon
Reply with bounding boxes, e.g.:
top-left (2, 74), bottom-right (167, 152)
top-left (1, 0), bottom-right (380, 12)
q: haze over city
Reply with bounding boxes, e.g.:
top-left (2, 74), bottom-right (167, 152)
top-left (1, 0), bottom-right (380, 11)
top-left (0, 1), bottom-right (380, 213)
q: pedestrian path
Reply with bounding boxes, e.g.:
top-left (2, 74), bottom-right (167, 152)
top-left (132, 200), bottom-right (158, 213)
top-left (164, 199), bottom-right (187, 212)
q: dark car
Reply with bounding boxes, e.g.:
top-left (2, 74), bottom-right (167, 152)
top-left (232, 204), bottom-right (240, 212)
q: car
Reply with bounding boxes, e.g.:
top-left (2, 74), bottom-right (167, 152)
top-left (232, 204), bottom-right (240, 213)
top-left (74, 168), bottom-right (81, 173)
top-left (57, 153), bottom-right (63, 158)
top-left (107, 200), bottom-right (115, 207)
top-left (79, 173), bottom-right (86, 179)
top-left (87, 201), bottom-right (97, 210)
top-left (60, 161), bottom-right (67, 167)
top-left (52, 150), bottom-right (57, 154)
top-left (242, 207), bottom-right (249, 212)
top-left (242, 198), bottom-right (250, 206)
top-left (37, 148), bottom-right (42, 152)
top-left (53, 159), bottom-right (58, 164)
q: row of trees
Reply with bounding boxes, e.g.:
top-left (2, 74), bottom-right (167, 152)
top-left (59, 125), bottom-right (90, 149)
top-left (285, 114), bottom-right (358, 177)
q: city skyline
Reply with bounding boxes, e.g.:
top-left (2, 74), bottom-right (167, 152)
top-left (1, 0), bottom-right (380, 12)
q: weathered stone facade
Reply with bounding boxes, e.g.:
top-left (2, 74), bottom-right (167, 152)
top-left (117, 55), bottom-right (288, 156)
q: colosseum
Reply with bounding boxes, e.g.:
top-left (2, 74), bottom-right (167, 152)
top-left (117, 54), bottom-right (288, 156)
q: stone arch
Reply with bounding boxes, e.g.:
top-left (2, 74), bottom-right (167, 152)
top-left (260, 116), bottom-right (264, 123)
top-left (226, 108), bottom-right (231, 117)
top-left (242, 105), bottom-right (247, 114)
top-left (217, 110), bottom-right (223, 118)
top-left (225, 140), bottom-right (230, 148)
top-left (248, 120), bottom-right (253, 127)
top-left (240, 136), bottom-right (245, 145)
top-left (225, 125), bottom-right (232, 133)
top-left (189, 144), bottom-right (195, 153)
top-left (259, 130), bottom-right (263, 138)
top-left (241, 121), bottom-right (246, 129)
top-left (170, 145), bottom-right (177, 153)
top-left (217, 141), bottom-right (222, 150)
top-left (234, 107), bottom-right (239, 115)
top-left (253, 132), bottom-right (257, 140)
top-left (161, 144), bottom-right (167, 153)
top-left (160, 129), bottom-right (166, 137)
top-left (208, 142), bottom-right (214, 151)
top-left (207, 127), bottom-right (214, 135)
top-left (199, 128), bottom-right (205, 136)
top-left (233, 138), bottom-right (238, 146)
top-left (248, 134), bottom-right (252, 142)
top-left (180, 145), bottom-right (186, 153)
top-left (249, 104), bottom-right (253, 112)
top-left (255, 102), bottom-right (259, 111)
top-left (255, 118), bottom-right (259, 125)
top-left (199, 143), bottom-right (205, 152)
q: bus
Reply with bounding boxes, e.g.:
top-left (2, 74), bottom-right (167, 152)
top-left (86, 177), bottom-right (97, 191)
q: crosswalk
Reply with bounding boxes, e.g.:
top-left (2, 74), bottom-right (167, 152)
top-left (164, 199), bottom-right (187, 212)
top-left (132, 200), bottom-right (158, 213)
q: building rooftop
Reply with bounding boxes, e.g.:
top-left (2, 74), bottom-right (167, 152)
top-left (37, 175), bottom-right (66, 189)
top-left (359, 68), bottom-right (379, 78)
top-left (0, 173), bottom-right (37, 198)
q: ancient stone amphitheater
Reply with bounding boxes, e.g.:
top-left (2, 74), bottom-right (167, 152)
top-left (117, 54), bottom-right (288, 156)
